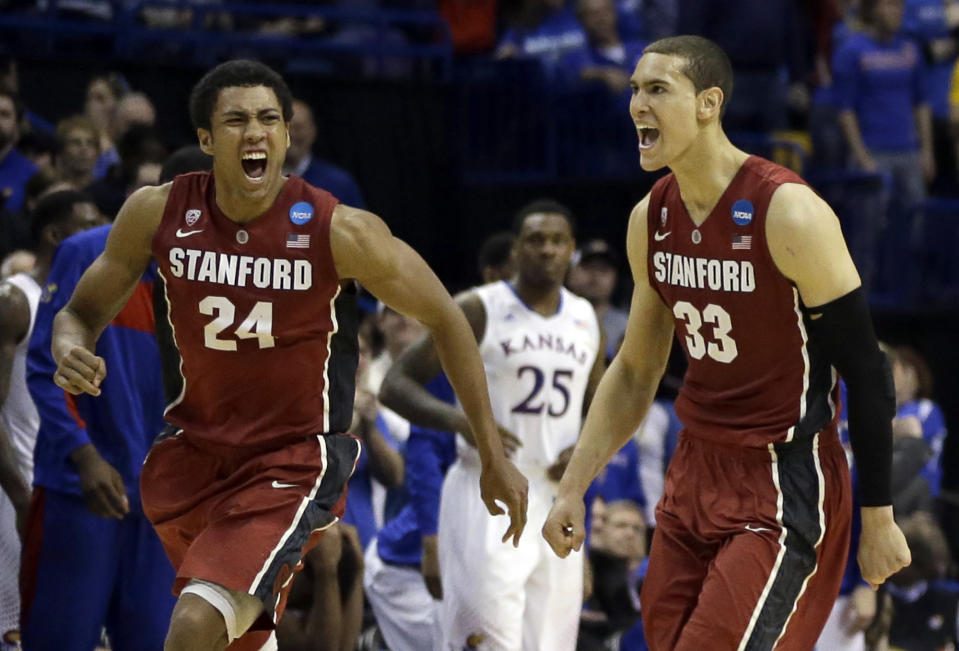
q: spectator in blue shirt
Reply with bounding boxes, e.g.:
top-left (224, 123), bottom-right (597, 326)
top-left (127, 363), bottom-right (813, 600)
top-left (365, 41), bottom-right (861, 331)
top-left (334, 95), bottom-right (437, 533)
top-left (891, 346), bottom-right (947, 500)
top-left (561, 0), bottom-right (647, 95)
top-left (903, 0), bottom-right (959, 193)
top-left (496, 0), bottom-right (588, 72)
top-left (835, 0), bottom-right (934, 192)
top-left (283, 99), bottom-right (366, 210)
top-left (834, 0), bottom-right (934, 299)
top-left (21, 223), bottom-right (175, 651)
top-left (341, 326), bottom-right (405, 551)
top-left (0, 88), bottom-right (37, 216)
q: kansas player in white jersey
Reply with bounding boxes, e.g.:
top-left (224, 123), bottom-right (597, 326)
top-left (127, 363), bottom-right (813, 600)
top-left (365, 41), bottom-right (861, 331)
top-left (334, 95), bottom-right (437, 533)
top-left (381, 200), bottom-right (605, 650)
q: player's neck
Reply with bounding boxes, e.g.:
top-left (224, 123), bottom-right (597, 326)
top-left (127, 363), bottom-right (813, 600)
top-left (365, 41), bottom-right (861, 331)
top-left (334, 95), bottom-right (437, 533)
top-left (29, 250), bottom-right (53, 285)
top-left (513, 280), bottom-right (562, 317)
top-left (214, 175), bottom-right (287, 224)
top-left (670, 131), bottom-right (749, 225)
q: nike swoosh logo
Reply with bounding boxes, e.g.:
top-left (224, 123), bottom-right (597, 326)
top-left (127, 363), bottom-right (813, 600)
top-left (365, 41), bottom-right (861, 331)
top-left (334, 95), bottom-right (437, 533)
top-left (654, 231), bottom-right (671, 242)
top-left (271, 481), bottom-right (299, 489)
top-left (745, 525), bottom-right (773, 533)
top-left (176, 228), bottom-right (204, 238)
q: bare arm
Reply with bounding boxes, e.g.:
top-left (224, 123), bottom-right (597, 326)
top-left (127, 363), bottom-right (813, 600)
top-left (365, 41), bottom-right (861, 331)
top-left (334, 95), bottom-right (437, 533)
top-left (838, 110), bottom-right (876, 171)
top-left (555, 197), bottom-right (673, 497)
top-left (331, 205), bottom-right (528, 543)
top-left (543, 197), bottom-right (674, 557)
top-left (582, 317), bottom-right (608, 415)
top-left (0, 284), bottom-right (32, 528)
top-left (379, 292), bottom-right (484, 440)
top-left (767, 183), bottom-right (910, 588)
top-left (52, 184), bottom-right (167, 396)
top-left (915, 103), bottom-right (935, 182)
top-left (352, 386), bottom-right (404, 488)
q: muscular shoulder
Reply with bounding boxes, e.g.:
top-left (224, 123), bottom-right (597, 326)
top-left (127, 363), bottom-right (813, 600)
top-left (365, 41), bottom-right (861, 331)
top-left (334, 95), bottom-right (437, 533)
top-left (625, 195), bottom-right (650, 269)
top-left (107, 182), bottom-right (173, 264)
top-left (0, 281), bottom-right (30, 344)
top-left (126, 182), bottom-right (173, 217)
top-left (329, 204), bottom-right (393, 280)
top-left (766, 182), bottom-right (835, 246)
top-left (766, 182), bottom-right (860, 304)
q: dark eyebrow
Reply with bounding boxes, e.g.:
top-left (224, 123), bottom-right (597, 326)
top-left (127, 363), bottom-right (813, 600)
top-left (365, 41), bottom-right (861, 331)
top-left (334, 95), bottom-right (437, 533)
top-left (221, 108), bottom-right (281, 118)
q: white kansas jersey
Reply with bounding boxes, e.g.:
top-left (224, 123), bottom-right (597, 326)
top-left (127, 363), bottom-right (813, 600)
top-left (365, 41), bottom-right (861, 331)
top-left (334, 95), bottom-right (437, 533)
top-left (463, 281), bottom-right (600, 469)
top-left (0, 273), bottom-right (41, 483)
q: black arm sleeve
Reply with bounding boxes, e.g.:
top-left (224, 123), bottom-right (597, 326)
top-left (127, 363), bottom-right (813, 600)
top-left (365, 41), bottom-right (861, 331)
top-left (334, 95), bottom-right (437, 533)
top-left (808, 287), bottom-right (895, 507)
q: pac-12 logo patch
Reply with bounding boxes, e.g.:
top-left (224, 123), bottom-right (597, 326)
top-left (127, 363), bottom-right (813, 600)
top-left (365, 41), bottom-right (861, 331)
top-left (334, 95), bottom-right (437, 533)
top-left (185, 209), bottom-right (202, 226)
top-left (731, 199), bottom-right (754, 226)
top-left (660, 206), bottom-right (668, 228)
top-left (289, 201), bottom-right (314, 225)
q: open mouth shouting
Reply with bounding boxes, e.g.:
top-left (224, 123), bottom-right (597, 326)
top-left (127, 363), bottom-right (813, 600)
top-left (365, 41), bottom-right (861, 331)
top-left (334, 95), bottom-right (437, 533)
top-left (241, 150), bottom-right (268, 183)
top-left (636, 124), bottom-right (660, 151)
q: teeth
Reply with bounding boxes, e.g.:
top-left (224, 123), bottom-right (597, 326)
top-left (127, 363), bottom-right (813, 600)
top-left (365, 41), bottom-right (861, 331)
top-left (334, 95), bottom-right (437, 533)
top-left (636, 124), bottom-right (656, 131)
top-left (242, 152), bottom-right (267, 160)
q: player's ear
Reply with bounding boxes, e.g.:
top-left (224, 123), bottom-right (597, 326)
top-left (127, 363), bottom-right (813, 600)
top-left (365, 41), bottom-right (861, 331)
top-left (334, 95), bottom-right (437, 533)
top-left (697, 87), bottom-right (723, 122)
top-left (286, 128), bottom-right (291, 147)
top-left (197, 128), bottom-right (214, 155)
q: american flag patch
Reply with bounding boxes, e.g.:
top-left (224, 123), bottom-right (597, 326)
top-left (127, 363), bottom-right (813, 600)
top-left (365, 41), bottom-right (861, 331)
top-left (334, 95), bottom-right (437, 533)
top-left (732, 235), bottom-right (752, 250)
top-left (286, 234), bottom-right (310, 248)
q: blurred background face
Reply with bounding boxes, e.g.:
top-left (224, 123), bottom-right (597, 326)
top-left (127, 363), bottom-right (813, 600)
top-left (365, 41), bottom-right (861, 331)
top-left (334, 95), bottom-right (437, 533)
top-left (577, 0), bottom-right (619, 44)
top-left (590, 498), bottom-right (609, 547)
top-left (603, 504), bottom-right (646, 561)
top-left (892, 357), bottom-right (918, 405)
top-left (872, 0), bottom-right (904, 32)
top-left (0, 95), bottom-right (17, 151)
top-left (566, 258), bottom-right (616, 303)
top-left (286, 100), bottom-right (316, 168)
top-left (59, 126), bottom-right (99, 176)
top-left (85, 78), bottom-right (120, 131)
top-left (111, 94), bottom-right (156, 142)
top-left (514, 212), bottom-right (575, 288)
top-left (377, 307), bottom-right (426, 359)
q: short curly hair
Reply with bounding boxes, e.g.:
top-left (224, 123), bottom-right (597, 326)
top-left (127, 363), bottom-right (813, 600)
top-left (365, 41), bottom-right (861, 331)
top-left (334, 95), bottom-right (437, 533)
top-left (188, 59), bottom-right (293, 131)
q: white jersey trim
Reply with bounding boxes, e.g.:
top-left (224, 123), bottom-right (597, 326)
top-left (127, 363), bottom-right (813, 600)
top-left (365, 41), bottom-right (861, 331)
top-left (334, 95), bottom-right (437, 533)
top-left (249, 435), bottom-right (339, 599)
top-left (320, 285), bottom-right (341, 434)
top-left (158, 268), bottom-right (188, 416)
top-left (785, 288), bottom-right (810, 443)
top-left (774, 432), bottom-right (827, 647)
top-left (737, 444), bottom-right (787, 651)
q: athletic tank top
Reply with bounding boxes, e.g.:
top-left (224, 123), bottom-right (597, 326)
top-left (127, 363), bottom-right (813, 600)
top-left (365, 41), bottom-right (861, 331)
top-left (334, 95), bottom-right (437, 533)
top-left (1, 272), bottom-right (40, 481)
top-left (152, 172), bottom-right (358, 450)
top-left (647, 156), bottom-right (839, 448)
top-left (463, 281), bottom-right (600, 470)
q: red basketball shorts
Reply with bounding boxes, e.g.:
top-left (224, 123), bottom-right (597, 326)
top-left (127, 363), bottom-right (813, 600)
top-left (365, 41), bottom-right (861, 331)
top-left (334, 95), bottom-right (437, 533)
top-left (640, 429), bottom-right (851, 651)
top-left (140, 430), bottom-right (361, 633)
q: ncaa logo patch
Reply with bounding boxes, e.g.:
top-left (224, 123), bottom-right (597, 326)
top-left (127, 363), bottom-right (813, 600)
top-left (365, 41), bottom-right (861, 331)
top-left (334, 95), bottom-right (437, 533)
top-left (289, 201), bottom-right (314, 225)
top-left (660, 206), bottom-right (668, 227)
top-left (185, 209), bottom-right (202, 226)
top-left (731, 199), bottom-right (754, 226)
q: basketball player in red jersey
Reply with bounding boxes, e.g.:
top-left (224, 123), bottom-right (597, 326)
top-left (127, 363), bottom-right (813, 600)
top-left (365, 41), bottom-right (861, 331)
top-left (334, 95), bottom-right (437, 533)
top-left (543, 36), bottom-right (911, 650)
top-left (47, 60), bottom-right (528, 651)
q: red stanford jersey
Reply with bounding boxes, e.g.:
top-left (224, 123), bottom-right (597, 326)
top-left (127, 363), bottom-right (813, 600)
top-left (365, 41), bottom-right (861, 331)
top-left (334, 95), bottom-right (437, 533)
top-left (152, 172), bottom-right (358, 450)
top-left (647, 156), bottom-right (839, 448)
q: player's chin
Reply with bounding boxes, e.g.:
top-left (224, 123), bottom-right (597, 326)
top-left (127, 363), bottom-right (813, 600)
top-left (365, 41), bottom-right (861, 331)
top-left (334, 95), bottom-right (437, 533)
top-left (638, 153), bottom-right (667, 172)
